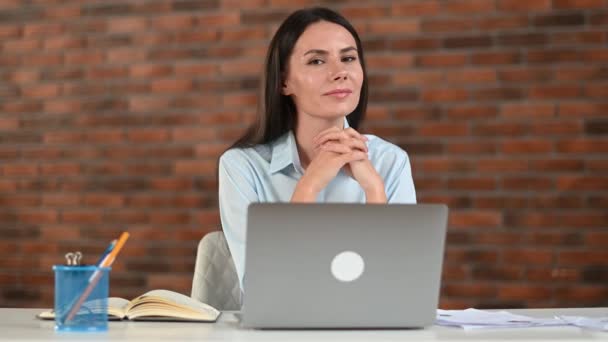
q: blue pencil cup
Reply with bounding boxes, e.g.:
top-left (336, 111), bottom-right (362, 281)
top-left (53, 265), bottom-right (111, 332)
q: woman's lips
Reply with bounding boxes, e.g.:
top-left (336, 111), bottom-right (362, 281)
top-left (323, 89), bottom-right (352, 98)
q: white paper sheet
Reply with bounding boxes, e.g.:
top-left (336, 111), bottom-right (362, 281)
top-left (437, 308), bottom-right (566, 330)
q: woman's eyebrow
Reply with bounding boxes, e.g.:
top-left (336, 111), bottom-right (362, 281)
top-left (303, 46), bottom-right (357, 56)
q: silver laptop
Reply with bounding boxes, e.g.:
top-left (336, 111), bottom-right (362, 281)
top-left (240, 203), bottom-right (448, 329)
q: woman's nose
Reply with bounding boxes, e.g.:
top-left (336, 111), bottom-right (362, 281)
top-left (333, 71), bottom-right (347, 81)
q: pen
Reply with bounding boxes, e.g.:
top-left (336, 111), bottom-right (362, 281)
top-left (63, 232), bottom-right (130, 323)
top-left (95, 239), bottom-right (116, 266)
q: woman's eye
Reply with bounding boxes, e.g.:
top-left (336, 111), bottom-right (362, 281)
top-left (343, 56), bottom-right (357, 62)
top-left (308, 59), bottom-right (324, 65)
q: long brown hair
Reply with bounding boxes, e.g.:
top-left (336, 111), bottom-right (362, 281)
top-left (230, 7), bottom-right (368, 149)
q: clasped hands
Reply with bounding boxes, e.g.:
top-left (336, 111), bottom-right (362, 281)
top-left (292, 127), bottom-right (386, 203)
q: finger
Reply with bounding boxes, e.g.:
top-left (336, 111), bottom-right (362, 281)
top-left (344, 127), bottom-right (368, 142)
top-left (318, 135), bottom-right (368, 153)
top-left (343, 137), bottom-right (368, 153)
top-left (313, 127), bottom-right (340, 144)
top-left (321, 142), bottom-right (351, 154)
top-left (314, 130), bottom-right (351, 148)
top-left (338, 150), bottom-right (367, 166)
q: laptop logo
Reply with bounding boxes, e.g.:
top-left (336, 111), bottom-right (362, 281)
top-left (331, 251), bottom-right (364, 282)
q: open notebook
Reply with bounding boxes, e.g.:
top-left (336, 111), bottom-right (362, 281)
top-left (38, 289), bottom-right (220, 322)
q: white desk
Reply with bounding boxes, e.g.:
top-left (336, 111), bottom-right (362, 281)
top-left (1, 308), bottom-right (606, 341)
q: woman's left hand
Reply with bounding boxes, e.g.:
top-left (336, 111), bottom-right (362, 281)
top-left (313, 127), bottom-right (386, 202)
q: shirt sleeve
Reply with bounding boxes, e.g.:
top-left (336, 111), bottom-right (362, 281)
top-left (384, 149), bottom-right (417, 204)
top-left (218, 149), bottom-right (258, 289)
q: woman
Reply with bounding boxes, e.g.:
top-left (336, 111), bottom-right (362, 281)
top-left (218, 7), bottom-right (416, 288)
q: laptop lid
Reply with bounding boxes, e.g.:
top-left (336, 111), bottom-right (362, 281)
top-left (241, 203), bottom-right (448, 329)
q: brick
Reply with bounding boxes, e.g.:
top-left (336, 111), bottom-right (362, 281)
top-left (367, 19), bottom-right (419, 34)
top-left (477, 15), bottom-right (529, 30)
top-left (557, 139), bottom-right (608, 153)
top-left (446, 105), bottom-right (497, 119)
top-left (445, 69), bottom-right (497, 84)
top-left (553, 0), bottom-right (605, 9)
top-left (444, 35), bottom-right (492, 49)
top-left (392, 70), bottom-right (442, 85)
top-left (498, 0), bottom-right (551, 11)
top-left (391, 37), bottom-right (441, 51)
top-left (0, 24), bottom-right (21, 39)
top-left (173, 62), bottom-right (217, 76)
top-left (551, 31), bottom-right (605, 45)
top-left (555, 286), bottom-right (608, 304)
top-left (43, 36), bottom-right (86, 50)
top-left (527, 49), bottom-right (580, 63)
top-left (477, 159), bottom-right (528, 172)
top-left (500, 103), bottom-right (555, 119)
top-left (585, 120), bottom-right (608, 135)
top-left (586, 160), bottom-right (608, 173)
top-left (590, 11), bottom-right (608, 25)
top-left (531, 121), bottom-right (583, 135)
top-left (472, 266), bottom-right (524, 281)
top-left (475, 231), bottom-right (523, 244)
top-left (498, 285), bottom-right (552, 301)
top-left (448, 142), bottom-right (497, 154)
top-left (241, 9), bottom-right (289, 25)
top-left (448, 178), bottom-right (497, 191)
top-left (366, 53), bottom-right (414, 70)
top-left (533, 12), bottom-right (585, 27)
top-left (585, 232), bottom-right (608, 247)
top-left (527, 268), bottom-right (579, 282)
top-left (151, 78), bottom-right (193, 93)
top-left (445, 248), bottom-right (499, 263)
top-left (392, 1), bottom-right (440, 16)
top-left (442, 0), bottom-right (496, 13)
top-left (40, 162), bottom-right (80, 176)
top-left (17, 210), bottom-right (58, 224)
top-left (529, 159), bottom-right (584, 172)
top-left (497, 32), bottom-right (547, 46)
top-left (418, 122), bottom-right (469, 136)
top-left (504, 249), bottom-right (553, 265)
top-left (558, 176), bottom-right (608, 190)
top-left (471, 51), bottom-right (520, 65)
top-left (172, 0), bottom-right (218, 11)
top-left (559, 251), bottom-right (608, 265)
top-left (473, 87), bottom-right (522, 101)
top-left (20, 84), bottom-right (60, 98)
top-left (420, 159), bottom-right (475, 173)
top-left (2, 163), bottom-right (38, 177)
top-left (341, 6), bottom-right (389, 20)
top-left (419, 195), bottom-right (472, 209)
top-left (529, 85), bottom-right (581, 99)
top-left (585, 83), bottom-right (608, 98)
top-left (526, 231), bottom-right (583, 245)
top-left (444, 283), bottom-right (497, 298)
top-left (421, 88), bottom-right (469, 102)
top-left (559, 102), bottom-right (608, 117)
top-left (64, 51), bottom-right (105, 65)
top-left (421, 18), bottom-right (475, 32)
top-left (503, 177), bottom-right (554, 190)
top-left (449, 211), bottom-right (503, 228)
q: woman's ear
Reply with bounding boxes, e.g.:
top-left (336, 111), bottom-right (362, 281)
top-left (282, 82), bottom-right (291, 96)
top-left (281, 71), bottom-right (292, 96)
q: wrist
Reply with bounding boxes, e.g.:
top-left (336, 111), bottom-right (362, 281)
top-left (365, 187), bottom-right (387, 203)
top-left (291, 177), bottom-right (320, 203)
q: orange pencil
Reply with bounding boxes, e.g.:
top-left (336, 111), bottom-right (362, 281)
top-left (63, 232), bottom-right (130, 323)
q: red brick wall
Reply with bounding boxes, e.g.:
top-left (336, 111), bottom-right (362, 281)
top-left (1, 0), bottom-right (607, 308)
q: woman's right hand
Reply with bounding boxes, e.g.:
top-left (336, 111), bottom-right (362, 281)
top-left (291, 146), bottom-right (367, 203)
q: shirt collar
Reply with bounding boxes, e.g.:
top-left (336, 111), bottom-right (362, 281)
top-left (269, 117), bottom-right (350, 174)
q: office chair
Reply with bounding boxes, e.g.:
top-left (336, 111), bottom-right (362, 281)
top-left (191, 230), bottom-right (242, 311)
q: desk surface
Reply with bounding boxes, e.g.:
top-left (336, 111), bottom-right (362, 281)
top-left (1, 308), bottom-right (606, 341)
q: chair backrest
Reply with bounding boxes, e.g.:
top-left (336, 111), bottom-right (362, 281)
top-left (191, 231), bottom-right (242, 311)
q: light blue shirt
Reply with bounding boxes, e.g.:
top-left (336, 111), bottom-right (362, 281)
top-left (218, 122), bottom-right (417, 288)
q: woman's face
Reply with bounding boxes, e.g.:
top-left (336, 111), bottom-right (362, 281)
top-left (283, 21), bottom-right (363, 123)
